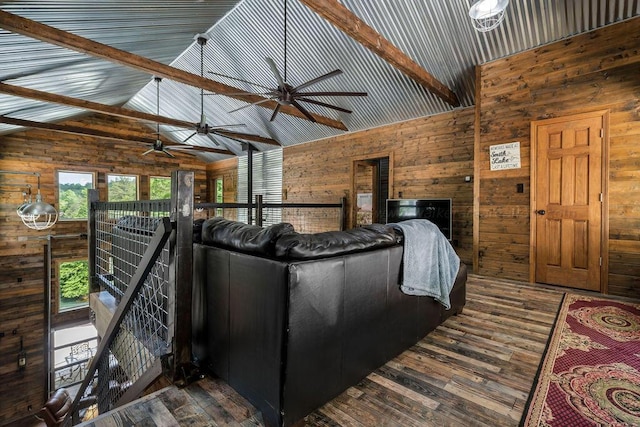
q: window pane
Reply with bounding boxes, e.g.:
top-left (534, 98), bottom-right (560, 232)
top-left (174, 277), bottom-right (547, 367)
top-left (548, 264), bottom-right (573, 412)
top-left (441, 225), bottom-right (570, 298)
top-left (58, 171), bottom-right (93, 220)
top-left (215, 178), bottom-right (223, 216)
top-left (150, 176), bottom-right (171, 200)
top-left (59, 260), bottom-right (89, 312)
top-left (107, 174), bottom-right (138, 202)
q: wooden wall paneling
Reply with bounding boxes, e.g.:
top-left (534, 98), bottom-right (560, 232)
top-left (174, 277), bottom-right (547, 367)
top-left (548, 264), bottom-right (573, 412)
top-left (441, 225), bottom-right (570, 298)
top-left (477, 17), bottom-right (640, 297)
top-left (282, 107), bottom-right (475, 264)
top-left (206, 157), bottom-right (238, 203)
top-left (0, 113), bottom-right (207, 425)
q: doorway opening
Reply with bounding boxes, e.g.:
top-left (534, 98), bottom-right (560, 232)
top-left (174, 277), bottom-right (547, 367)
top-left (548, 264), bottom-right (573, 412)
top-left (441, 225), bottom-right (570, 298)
top-left (351, 153), bottom-right (393, 228)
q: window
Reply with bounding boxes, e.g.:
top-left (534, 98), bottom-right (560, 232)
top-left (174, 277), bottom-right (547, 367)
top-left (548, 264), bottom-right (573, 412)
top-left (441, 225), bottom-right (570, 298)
top-left (58, 171), bottom-right (94, 220)
top-left (59, 259), bottom-right (89, 312)
top-left (215, 177), bottom-right (223, 216)
top-left (107, 174), bottom-right (138, 202)
top-left (150, 176), bottom-right (171, 200)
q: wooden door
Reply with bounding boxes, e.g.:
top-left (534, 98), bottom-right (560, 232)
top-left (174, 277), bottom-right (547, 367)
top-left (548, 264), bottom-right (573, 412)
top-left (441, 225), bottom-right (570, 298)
top-left (533, 112), bottom-right (606, 291)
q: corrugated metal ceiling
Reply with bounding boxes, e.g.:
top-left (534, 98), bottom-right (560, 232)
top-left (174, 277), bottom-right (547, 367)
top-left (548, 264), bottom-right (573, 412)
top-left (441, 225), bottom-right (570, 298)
top-left (1, 0), bottom-right (638, 162)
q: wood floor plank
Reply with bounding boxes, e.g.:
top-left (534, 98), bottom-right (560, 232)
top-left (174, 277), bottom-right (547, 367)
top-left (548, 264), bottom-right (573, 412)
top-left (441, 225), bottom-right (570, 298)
top-left (81, 275), bottom-right (568, 427)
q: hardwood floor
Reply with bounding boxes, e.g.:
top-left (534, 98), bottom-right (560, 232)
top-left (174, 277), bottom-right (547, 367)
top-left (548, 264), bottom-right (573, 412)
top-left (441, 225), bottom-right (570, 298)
top-left (81, 275), bottom-right (565, 427)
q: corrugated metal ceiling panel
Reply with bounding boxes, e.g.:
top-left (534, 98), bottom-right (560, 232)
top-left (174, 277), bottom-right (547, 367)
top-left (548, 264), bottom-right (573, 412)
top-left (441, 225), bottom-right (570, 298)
top-left (1, 0), bottom-right (638, 162)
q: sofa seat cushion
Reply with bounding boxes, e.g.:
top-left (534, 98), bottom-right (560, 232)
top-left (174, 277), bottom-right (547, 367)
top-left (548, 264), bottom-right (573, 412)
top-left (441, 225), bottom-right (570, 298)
top-left (274, 224), bottom-right (397, 260)
top-left (201, 217), bottom-right (295, 256)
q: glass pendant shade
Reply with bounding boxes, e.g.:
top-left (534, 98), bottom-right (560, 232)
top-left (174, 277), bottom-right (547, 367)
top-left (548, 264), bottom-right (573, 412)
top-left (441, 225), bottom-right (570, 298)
top-left (20, 191), bottom-right (58, 230)
top-left (469, 0), bottom-right (509, 32)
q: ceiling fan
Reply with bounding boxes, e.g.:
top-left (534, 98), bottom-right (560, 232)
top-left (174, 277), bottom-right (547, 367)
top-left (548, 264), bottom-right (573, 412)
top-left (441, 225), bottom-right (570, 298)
top-left (180, 35), bottom-right (255, 146)
top-left (209, 0), bottom-right (367, 123)
top-left (143, 76), bottom-right (225, 157)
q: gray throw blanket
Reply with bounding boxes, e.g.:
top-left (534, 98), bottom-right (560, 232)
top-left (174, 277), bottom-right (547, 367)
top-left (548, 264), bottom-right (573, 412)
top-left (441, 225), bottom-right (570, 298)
top-left (389, 219), bottom-right (460, 310)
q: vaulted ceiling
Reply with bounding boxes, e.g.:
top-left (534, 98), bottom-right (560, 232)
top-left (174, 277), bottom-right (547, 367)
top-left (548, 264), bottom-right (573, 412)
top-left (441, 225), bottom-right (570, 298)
top-left (1, 0), bottom-right (638, 162)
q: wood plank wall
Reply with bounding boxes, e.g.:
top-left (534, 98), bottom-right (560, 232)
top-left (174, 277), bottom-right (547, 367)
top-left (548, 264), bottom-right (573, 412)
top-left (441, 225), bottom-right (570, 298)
top-left (476, 17), bottom-right (640, 297)
top-left (206, 157), bottom-right (238, 203)
top-left (208, 109), bottom-right (475, 262)
top-left (0, 113), bottom-right (206, 425)
top-left (283, 107), bottom-right (475, 264)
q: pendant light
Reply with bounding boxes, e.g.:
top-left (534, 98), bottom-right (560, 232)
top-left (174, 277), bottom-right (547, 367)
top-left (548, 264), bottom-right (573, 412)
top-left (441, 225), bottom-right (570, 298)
top-left (469, 0), bottom-right (509, 32)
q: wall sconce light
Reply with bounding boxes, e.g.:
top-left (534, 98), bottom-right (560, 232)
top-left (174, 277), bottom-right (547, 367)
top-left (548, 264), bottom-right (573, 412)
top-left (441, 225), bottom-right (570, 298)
top-left (1, 170), bottom-right (58, 230)
top-left (469, 0), bottom-right (510, 33)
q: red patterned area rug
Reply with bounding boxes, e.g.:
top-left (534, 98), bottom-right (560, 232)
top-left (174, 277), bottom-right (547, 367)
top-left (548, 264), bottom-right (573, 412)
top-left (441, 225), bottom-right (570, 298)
top-left (522, 293), bottom-right (640, 426)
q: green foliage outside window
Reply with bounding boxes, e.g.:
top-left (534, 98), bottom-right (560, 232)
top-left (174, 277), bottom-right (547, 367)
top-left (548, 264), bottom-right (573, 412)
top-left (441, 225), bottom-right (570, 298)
top-left (59, 185), bottom-right (90, 219)
top-left (108, 175), bottom-right (137, 202)
top-left (215, 178), bottom-right (223, 216)
top-left (58, 171), bottom-right (93, 220)
top-left (59, 260), bottom-right (89, 311)
top-left (150, 177), bottom-right (171, 199)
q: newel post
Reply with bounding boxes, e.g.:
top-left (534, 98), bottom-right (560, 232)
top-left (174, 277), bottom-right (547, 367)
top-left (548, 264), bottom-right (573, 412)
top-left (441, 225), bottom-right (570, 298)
top-left (169, 170), bottom-right (193, 381)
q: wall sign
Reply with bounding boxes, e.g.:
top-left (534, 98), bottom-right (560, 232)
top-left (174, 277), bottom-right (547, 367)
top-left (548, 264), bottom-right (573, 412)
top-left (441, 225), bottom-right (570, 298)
top-left (490, 141), bottom-right (521, 170)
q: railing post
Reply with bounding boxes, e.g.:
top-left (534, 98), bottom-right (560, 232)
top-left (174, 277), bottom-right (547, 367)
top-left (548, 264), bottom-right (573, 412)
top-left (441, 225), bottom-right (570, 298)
top-left (169, 170), bottom-right (193, 382)
top-left (340, 197), bottom-right (347, 231)
top-left (88, 189), bottom-right (100, 294)
top-left (255, 194), bottom-right (263, 227)
top-left (247, 143), bottom-right (254, 225)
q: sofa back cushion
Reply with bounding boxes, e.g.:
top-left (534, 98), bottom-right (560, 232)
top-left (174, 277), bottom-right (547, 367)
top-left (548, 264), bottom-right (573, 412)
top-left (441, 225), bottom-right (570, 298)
top-left (201, 217), bottom-right (295, 256)
top-left (274, 224), bottom-right (397, 260)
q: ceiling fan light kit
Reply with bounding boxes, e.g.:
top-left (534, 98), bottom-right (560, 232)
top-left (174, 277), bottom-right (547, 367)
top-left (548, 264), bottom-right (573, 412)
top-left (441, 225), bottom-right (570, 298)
top-left (469, 0), bottom-right (509, 32)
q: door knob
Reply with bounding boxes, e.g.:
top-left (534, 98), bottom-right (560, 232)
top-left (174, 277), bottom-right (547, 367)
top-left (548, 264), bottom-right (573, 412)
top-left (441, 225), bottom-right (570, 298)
top-left (536, 209), bottom-right (546, 215)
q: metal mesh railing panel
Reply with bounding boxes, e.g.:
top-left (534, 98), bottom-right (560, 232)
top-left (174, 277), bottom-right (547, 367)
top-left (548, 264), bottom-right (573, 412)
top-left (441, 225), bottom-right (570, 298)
top-left (196, 202), bottom-right (344, 232)
top-left (272, 207), bottom-right (342, 233)
top-left (85, 199), bottom-right (172, 419)
top-left (94, 200), bottom-right (170, 303)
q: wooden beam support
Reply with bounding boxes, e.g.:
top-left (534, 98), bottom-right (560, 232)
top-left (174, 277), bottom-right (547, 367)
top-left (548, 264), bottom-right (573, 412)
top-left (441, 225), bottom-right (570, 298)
top-left (0, 115), bottom-right (235, 155)
top-left (0, 82), bottom-right (194, 128)
top-left (0, 82), bottom-right (281, 146)
top-left (0, 10), bottom-right (347, 131)
top-left (213, 129), bottom-right (280, 146)
top-left (299, 0), bottom-right (460, 107)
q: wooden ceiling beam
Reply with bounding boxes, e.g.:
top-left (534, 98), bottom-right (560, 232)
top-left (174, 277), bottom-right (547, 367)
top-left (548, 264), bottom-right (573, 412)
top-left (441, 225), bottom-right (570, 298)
top-left (0, 82), bottom-right (194, 128)
top-left (0, 115), bottom-right (235, 156)
top-left (0, 82), bottom-right (281, 146)
top-left (213, 129), bottom-right (280, 146)
top-left (0, 10), bottom-right (348, 131)
top-left (299, 0), bottom-right (460, 107)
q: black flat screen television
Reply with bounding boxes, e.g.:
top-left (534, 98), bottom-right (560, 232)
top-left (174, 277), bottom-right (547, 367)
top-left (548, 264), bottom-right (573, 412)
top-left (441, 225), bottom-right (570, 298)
top-left (386, 198), bottom-right (452, 240)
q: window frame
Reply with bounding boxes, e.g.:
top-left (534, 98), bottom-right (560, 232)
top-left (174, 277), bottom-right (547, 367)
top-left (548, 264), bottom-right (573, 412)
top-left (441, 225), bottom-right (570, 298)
top-left (214, 177), bottom-right (223, 217)
top-left (106, 173), bottom-right (139, 202)
top-left (149, 175), bottom-right (172, 200)
top-left (57, 258), bottom-right (90, 314)
top-left (56, 170), bottom-right (95, 222)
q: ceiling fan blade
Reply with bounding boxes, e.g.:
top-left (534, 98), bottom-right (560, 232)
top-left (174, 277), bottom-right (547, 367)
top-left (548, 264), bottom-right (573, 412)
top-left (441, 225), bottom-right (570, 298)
top-left (298, 91), bottom-right (368, 97)
top-left (297, 97), bottom-right (353, 114)
top-left (166, 145), bottom-right (194, 150)
top-left (229, 96), bottom-right (276, 113)
top-left (270, 104), bottom-right (282, 122)
top-left (208, 72), bottom-right (273, 91)
top-left (290, 99), bottom-right (316, 123)
top-left (183, 132), bottom-right (197, 143)
top-left (204, 92), bottom-right (272, 96)
top-left (162, 149), bottom-right (176, 158)
top-left (142, 148), bottom-right (154, 156)
top-left (209, 123), bottom-right (246, 129)
top-left (293, 69), bottom-right (343, 92)
top-left (266, 57), bottom-right (285, 88)
top-left (166, 144), bottom-right (235, 156)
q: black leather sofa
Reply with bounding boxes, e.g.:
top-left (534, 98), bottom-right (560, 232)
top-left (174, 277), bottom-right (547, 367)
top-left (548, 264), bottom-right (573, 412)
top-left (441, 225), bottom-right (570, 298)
top-left (192, 217), bottom-right (467, 427)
